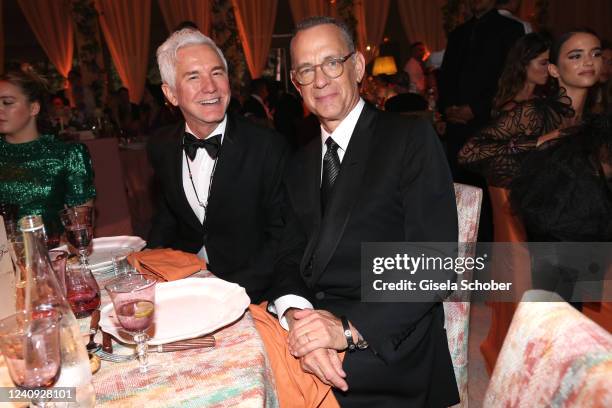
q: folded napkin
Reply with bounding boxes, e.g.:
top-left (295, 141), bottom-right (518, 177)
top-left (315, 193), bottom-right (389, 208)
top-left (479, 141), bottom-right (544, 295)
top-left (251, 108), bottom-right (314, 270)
top-left (127, 249), bottom-right (206, 281)
top-left (249, 302), bottom-right (342, 408)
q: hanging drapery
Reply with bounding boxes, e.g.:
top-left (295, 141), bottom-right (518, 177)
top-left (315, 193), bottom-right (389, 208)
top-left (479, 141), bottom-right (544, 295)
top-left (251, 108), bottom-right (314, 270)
top-left (17, 0), bottom-right (74, 78)
top-left (547, 0), bottom-right (612, 42)
top-left (288, 0), bottom-right (333, 26)
top-left (95, 0), bottom-right (150, 103)
top-left (0, 0), bottom-right (4, 74)
top-left (397, 0), bottom-right (446, 52)
top-left (231, 0), bottom-right (277, 79)
top-left (158, 0), bottom-right (211, 35)
top-left (354, 0), bottom-right (390, 64)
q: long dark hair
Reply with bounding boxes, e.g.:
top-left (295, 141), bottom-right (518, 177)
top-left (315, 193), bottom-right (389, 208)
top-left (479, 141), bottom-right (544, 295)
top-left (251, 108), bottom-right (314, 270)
top-left (493, 33), bottom-right (551, 111)
top-left (0, 68), bottom-right (51, 132)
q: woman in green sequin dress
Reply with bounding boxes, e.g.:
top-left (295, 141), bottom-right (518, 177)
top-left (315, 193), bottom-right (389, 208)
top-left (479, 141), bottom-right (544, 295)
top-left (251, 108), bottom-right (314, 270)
top-left (0, 70), bottom-right (96, 235)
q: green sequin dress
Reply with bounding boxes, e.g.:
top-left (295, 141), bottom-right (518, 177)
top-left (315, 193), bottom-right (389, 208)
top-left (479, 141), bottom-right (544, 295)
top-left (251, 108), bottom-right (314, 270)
top-left (0, 134), bottom-right (96, 231)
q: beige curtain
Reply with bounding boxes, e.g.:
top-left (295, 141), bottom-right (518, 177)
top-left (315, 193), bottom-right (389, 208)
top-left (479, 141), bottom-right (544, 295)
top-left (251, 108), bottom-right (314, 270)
top-left (0, 0), bottom-right (3, 75)
top-left (231, 0), bottom-right (277, 79)
top-left (95, 0), bottom-right (150, 103)
top-left (397, 0), bottom-right (446, 51)
top-left (17, 0), bottom-right (74, 78)
top-left (158, 0), bottom-right (211, 35)
top-left (288, 0), bottom-right (333, 26)
top-left (354, 0), bottom-right (390, 64)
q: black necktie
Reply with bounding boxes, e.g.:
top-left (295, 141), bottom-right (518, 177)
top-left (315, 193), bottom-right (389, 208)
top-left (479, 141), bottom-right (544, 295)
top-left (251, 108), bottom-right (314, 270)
top-left (184, 132), bottom-right (221, 160)
top-left (321, 137), bottom-right (341, 211)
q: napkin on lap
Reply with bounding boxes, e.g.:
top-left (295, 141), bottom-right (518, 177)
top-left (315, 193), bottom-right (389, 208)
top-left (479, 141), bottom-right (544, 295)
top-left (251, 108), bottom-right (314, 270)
top-left (127, 249), bottom-right (206, 281)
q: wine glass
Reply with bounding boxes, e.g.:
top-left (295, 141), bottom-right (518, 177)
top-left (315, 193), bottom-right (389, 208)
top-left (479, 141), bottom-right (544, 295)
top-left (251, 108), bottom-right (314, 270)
top-left (0, 311), bottom-right (61, 408)
top-left (65, 262), bottom-right (101, 318)
top-left (105, 274), bottom-right (156, 373)
top-left (58, 206), bottom-right (94, 268)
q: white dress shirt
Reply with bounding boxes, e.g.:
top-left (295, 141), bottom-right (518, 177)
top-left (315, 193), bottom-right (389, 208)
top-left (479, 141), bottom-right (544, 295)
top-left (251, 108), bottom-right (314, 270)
top-left (271, 99), bottom-right (366, 329)
top-left (182, 117), bottom-right (227, 260)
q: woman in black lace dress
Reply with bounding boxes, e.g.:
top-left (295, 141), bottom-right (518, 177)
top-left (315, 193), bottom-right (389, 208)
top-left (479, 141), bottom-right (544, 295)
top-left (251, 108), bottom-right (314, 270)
top-left (458, 29), bottom-right (609, 371)
top-left (510, 31), bottom-right (611, 313)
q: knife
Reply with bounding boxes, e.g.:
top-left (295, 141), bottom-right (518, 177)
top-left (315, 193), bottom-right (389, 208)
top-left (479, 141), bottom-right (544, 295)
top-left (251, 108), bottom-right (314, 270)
top-left (151, 336), bottom-right (216, 352)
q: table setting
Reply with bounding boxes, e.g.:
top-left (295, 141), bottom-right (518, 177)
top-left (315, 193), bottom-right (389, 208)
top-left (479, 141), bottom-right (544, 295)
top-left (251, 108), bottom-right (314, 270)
top-left (0, 209), bottom-right (279, 408)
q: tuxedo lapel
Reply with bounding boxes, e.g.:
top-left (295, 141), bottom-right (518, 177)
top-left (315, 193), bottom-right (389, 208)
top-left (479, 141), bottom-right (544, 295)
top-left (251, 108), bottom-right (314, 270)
top-left (170, 124), bottom-right (202, 231)
top-left (204, 114), bottom-right (246, 230)
top-left (295, 139), bottom-right (323, 274)
top-left (311, 105), bottom-right (378, 284)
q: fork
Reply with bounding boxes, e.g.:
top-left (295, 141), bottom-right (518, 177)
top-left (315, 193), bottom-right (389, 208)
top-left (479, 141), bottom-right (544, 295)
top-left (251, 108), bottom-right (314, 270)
top-left (94, 349), bottom-right (137, 363)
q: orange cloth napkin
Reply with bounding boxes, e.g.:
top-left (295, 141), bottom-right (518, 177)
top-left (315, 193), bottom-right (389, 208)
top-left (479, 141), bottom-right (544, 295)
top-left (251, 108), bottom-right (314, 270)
top-left (249, 302), bottom-right (342, 408)
top-left (127, 249), bottom-right (206, 281)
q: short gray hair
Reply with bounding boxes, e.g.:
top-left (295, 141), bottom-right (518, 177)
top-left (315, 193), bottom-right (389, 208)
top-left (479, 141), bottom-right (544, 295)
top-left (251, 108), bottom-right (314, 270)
top-left (157, 28), bottom-right (228, 89)
top-left (291, 16), bottom-right (355, 56)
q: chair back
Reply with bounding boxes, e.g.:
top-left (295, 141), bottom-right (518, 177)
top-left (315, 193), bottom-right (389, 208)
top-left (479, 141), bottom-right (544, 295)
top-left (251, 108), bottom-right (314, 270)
top-left (446, 183), bottom-right (483, 407)
top-left (484, 290), bottom-right (612, 407)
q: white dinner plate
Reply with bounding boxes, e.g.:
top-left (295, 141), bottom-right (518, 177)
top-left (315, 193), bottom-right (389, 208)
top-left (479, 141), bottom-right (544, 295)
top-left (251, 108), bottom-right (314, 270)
top-left (54, 235), bottom-right (146, 271)
top-left (99, 277), bottom-right (250, 345)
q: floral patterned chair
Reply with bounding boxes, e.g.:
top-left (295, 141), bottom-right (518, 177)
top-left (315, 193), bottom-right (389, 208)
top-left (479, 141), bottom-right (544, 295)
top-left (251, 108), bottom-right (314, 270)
top-left (484, 290), bottom-right (612, 407)
top-left (446, 183), bottom-right (483, 407)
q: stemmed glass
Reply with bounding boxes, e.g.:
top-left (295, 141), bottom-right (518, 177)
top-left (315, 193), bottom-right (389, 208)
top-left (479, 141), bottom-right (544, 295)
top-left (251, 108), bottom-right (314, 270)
top-left (58, 206), bottom-right (94, 268)
top-left (105, 274), bottom-right (156, 373)
top-left (0, 311), bottom-right (61, 408)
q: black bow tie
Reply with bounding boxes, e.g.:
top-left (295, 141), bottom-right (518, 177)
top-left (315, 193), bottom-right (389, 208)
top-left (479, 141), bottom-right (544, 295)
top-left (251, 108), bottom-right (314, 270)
top-left (183, 132), bottom-right (221, 160)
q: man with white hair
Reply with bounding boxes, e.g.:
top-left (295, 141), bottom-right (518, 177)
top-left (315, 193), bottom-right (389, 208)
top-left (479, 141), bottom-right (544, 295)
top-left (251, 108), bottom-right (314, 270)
top-left (147, 29), bottom-right (288, 303)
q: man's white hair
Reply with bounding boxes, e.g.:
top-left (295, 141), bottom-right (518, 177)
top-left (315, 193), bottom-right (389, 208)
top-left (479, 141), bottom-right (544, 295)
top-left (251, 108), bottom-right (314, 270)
top-left (157, 28), bottom-right (228, 89)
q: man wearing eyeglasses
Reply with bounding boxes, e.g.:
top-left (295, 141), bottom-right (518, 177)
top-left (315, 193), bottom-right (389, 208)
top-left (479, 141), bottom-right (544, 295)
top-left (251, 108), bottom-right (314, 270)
top-left (269, 16), bottom-right (459, 407)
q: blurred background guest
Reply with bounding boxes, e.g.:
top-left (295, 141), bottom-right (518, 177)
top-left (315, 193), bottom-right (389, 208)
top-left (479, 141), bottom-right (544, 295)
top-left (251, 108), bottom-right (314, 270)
top-left (381, 72), bottom-right (429, 112)
top-left (110, 87), bottom-right (141, 139)
top-left (0, 69), bottom-right (96, 237)
top-left (66, 68), bottom-right (96, 127)
top-left (439, 0), bottom-right (524, 243)
top-left (242, 77), bottom-right (273, 127)
top-left (403, 41), bottom-right (428, 96)
top-left (492, 33), bottom-right (552, 115)
top-left (587, 39), bottom-right (612, 113)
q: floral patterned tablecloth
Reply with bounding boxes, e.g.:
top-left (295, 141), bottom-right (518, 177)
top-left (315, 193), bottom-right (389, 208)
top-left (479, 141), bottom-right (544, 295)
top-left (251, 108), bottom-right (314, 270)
top-left (92, 272), bottom-right (279, 408)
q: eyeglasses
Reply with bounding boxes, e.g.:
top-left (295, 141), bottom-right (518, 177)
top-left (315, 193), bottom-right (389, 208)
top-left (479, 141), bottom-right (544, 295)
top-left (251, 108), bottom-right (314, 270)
top-left (292, 52), bottom-right (355, 86)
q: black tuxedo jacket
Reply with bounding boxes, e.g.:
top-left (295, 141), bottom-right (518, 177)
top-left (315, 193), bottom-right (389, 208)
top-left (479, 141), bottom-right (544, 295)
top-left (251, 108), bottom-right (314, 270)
top-left (147, 114), bottom-right (288, 303)
top-left (272, 104), bottom-right (460, 407)
top-left (438, 8), bottom-right (524, 126)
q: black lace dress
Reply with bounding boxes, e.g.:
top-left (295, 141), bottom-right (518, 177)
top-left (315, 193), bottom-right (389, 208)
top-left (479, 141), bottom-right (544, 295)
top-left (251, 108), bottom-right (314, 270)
top-left (511, 114), bottom-right (612, 242)
top-left (458, 92), bottom-right (574, 188)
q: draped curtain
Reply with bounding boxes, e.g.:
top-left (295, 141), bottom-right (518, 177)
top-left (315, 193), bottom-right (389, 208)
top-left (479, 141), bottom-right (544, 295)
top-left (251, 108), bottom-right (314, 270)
top-left (231, 0), bottom-right (277, 79)
top-left (547, 0), bottom-right (612, 42)
top-left (354, 0), bottom-right (390, 64)
top-left (17, 0), bottom-right (74, 78)
top-left (158, 0), bottom-right (211, 35)
top-left (288, 0), bottom-right (333, 26)
top-left (397, 0), bottom-right (446, 52)
top-left (518, 0), bottom-right (537, 23)
top-left (95, 0), bottom-right (150, 103)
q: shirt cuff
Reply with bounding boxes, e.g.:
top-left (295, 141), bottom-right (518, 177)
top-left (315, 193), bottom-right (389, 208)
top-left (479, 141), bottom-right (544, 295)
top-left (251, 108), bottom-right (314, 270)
top-left (268, 295), bottom-right (313, 330)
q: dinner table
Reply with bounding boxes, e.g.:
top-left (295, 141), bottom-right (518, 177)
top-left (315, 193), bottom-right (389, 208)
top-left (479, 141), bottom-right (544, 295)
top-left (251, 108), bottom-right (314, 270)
top-left (0, 269), bottom-right (280, 408)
